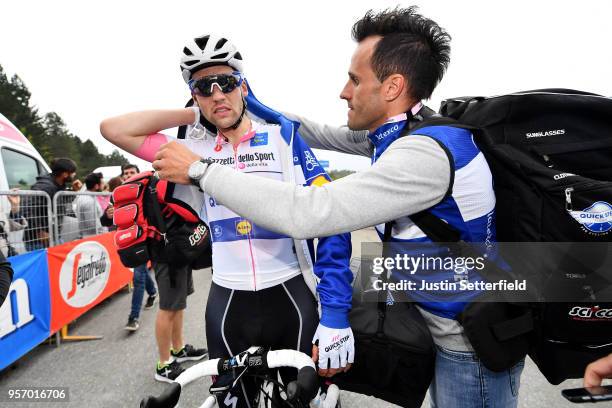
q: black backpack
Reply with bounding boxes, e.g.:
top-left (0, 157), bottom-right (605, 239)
top-left (432, 89), bottom-right (612, 384)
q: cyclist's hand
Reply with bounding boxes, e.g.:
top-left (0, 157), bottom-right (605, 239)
top-left (312, 324), bottom-right (354, 377)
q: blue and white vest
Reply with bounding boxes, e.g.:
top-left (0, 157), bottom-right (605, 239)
top-left (372, 113), bottom-right (496, 319)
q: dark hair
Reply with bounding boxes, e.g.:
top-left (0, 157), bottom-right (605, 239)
top-left (352, 6), bottom-right (451, 101)
top-left (108, 176), bottom-right (123, 192)
top-left (121, 163), bottom-right (140, 175)
top-left (50, 158), bottom-right (77, 176)
top-left (85, 172), bottom-right (103, 190)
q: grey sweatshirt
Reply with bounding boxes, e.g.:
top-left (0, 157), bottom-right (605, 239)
top-left (201, 112), bottom-right (473, 351)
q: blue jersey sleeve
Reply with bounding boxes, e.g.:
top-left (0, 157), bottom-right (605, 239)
top-left (293, 132), bottom-right (353, 328)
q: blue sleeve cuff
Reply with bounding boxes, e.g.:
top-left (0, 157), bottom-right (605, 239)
top-left (320, 306), bottom-right (350, 329)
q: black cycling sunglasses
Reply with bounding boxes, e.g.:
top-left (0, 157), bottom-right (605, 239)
top-left (189, 73), bottom-right (242, 97)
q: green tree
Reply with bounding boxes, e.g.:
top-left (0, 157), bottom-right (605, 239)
top-left (328, 169), bottom-right (355, 180)
top-left (0, 63), bottom-right (128, 177)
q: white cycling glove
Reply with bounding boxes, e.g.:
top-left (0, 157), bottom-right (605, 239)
top-left (312, 324), bottom-right (355, 370)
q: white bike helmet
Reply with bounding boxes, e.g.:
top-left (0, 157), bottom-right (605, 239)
top-left (180, 34), bottom-right (244, 83)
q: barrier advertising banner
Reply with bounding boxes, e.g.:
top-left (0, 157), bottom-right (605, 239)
top-left (0, 250), bottom-right (51, 370)
top-left (47, 232), bottom-right (132, 333)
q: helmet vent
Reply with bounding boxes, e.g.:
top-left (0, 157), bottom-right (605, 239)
top-left (235, 52), bottom-right (242, 60)
top-left (183, 47), bottom-right (193, 56)
top-left (195, 36), bottom-right (210, 50)
top-left (215, 38), bottom-right (228, 50)
top-left (183, 60), bottom-right (198, 67)
top-left (212, 52), bottom-right (228, 60)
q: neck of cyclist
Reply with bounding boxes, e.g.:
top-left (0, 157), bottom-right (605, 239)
top-left (219, 113), bottom-right (252, 146)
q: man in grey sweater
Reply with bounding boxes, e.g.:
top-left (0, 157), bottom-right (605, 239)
top-left (74, 172), bottom-right (104, 238)
top-left (152, 7), bottom-right (523, 408)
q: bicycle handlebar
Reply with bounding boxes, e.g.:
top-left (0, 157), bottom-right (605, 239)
top-left (140, 348), bottom-right (318, 408)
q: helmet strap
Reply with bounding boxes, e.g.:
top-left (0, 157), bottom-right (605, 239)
top-left (226, 93), bottom-right (247, 131)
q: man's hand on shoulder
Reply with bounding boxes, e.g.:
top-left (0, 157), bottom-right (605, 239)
top-left (152, 141), bottom-right (201, 185)
top-left (312, 324), bottom-right (355, 377)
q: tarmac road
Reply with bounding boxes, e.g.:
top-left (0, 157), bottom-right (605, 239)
top-left (0, 229), bottom-right (606, 407)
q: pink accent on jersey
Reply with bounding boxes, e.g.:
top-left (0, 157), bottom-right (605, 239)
top-left (133, 133), bottom-right (171, 162)
top-left (216, 129), bottom-right (256, 148)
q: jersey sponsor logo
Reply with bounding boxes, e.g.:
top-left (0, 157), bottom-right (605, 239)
top-left (206, 156), bottom-right (235, 165)
top-left (525, 129), bottom-right (565, 138)
top-left (553, 172), bottom-right (575, 180)
top-left (237, 152), bottom-right (275, 165)
top-left (209, 197), bottom-right (217, 207)
top-left (213, 225), bottom-right (223, 238)
top-left (569, 306), bottom-right (612, 320)
top-left (311, 175), bottom-right (329, 187)
top-left (60, 242), bottom-right (110, 308)
top-left (250, 132), bottom-right (268, 146)
top-left (304, 151), bottom-right (319, 171)
top-left (235, 220), bottom-right (252, 236)
top-left (374, 123), bottom-right (400, 141)
top-left (568, 201), bottom-right (612, 235)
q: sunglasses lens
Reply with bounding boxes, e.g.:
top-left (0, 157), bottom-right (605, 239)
top-left (191, 74), bottom-right (240, 97)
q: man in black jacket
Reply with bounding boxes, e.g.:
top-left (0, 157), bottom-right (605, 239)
top-left (0, 251), bottom-right (14, 308)
top-left (23, 158), bottom-right (77, 251)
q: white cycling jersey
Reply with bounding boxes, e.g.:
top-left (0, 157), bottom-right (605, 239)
top-left (135, 112), bottom-right (352, 321)
top-left (183, 121), bottom-right (303, 291)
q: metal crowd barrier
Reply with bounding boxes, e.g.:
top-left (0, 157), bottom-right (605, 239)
top-left (0, 190), bottom-right (112, 256)
top-left (0, 190), bottom-right (54, 256)
top-left (52, 191), bottom-right (112, 245)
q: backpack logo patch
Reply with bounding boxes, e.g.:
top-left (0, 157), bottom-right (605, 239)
top-left (568, 201), bottom-right (612, 235)
top-left (525, 129), bottom-right (565, 138)
top-left (569, 306), bottom-right (612, 320)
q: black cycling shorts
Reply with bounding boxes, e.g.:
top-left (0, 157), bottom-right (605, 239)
top-left (206, 274), bottom-right (318, 408)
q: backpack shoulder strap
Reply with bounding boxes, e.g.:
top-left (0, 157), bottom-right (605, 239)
top-left (145, 176), bottom-right (168, 235)
top-left (398, 113), bottom-right (469, 243)
top-left (410, 211), bottom-right (461, 243)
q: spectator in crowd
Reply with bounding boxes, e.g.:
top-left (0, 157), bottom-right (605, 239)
top-left (100, 176), bottom-right (123, 232)
top-left (74, 172), bottom-right (104, 238)
top-left (111, 164), bottom-right (158, 332)
top-left (23, 158), bottom-right (77, 251)
top-left (121, 163), bottom-right (139, 180)
top-left (107, 176), bottom-right (123, 192)
top-left (97, 180), bottom-right (111, 211)
top-left (71, 179), bottom-right (83, 191)
top-left (0, 189), bottom-right (28, 257)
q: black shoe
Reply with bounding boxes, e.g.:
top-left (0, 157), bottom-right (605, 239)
top-left (124, 318), bottom-right (139, 331)
top-left (144, 294), bottom-right (157, 310)
top-left (154, 360), bottom-right (185, 383)
top-left (171, 344), bottom-right (208, 363)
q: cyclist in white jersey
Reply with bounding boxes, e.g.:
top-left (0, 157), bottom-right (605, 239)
top-left (100, 34), bottom-right (354, 406)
